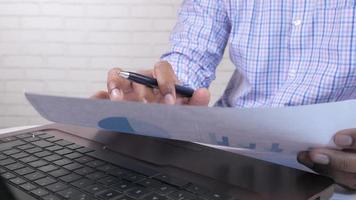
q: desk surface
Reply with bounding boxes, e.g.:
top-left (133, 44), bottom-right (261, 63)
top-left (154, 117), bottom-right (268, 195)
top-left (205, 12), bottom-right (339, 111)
top-left (1, 125), bottom-right (356, 200)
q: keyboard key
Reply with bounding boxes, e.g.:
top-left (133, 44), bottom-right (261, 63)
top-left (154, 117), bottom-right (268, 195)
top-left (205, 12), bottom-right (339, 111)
top-left (98, 189), bottom-right (121, 200)
top-left (71, 178), bottom-right (95, 188)
top-left (127, 186), bottom-right (150, 199)
top-left (17, 144), bottom-right (35, 150)
top-left (155, 184), bottom-right (176, 195)
top-left (97, 164), bottom-right (116, 172)
top-left (63, 162), bottom-right (83, 171)
top-left (0, 158), bottom-right (16, 166)
top-left (0, 140), bottom-right (25, 150)
top-left (154, 174), bottom-right (189, 188)
top-left (86, 171), bottom-right (107, 180)
top-left (10, 177), bottom-right (26, 185)
top-left (58, 188), bottom-right (81, 199)
top-left (202, 192), bottom-right (229, 200)
top-left (111, 180), bottom-right (133, 193)
top-left (38, 164), bottom-right (58, 172)
top-left (0, 137), bottom-right (17, 142)
top-left (66, 144), bottom-right (83, 150)
top-left (2, 172), bottom-right (16, 179)
top-left (42, 194), bottom-right (62, 200)
top-left (28, 160), bottom-right (48, 168)
top-left (0, 154), bottom-right (7, 160)
top-left (34, 151), bottom-right (52, 158)
top-left (25, 147), bottom-right (42, 154)
top-left (46, 182), bottom-right (68, 192)
top-left (24, 171), bottom-right (46, 181)
top-left (16, 133), bottom-right (33, 139)
top-left (77, 147), bottom-right (94, 154)
top-left (31, 188), bottom-right (49, 197)
top-left (19, 156), bottom-right (38, 163)
top-left (98, 176), bottom-right (120, 186)
top-left (70, 193), bottom-right (94, 200)
top-left (64, 152), bottom-right (82, 159)
top-left (116, 196), bottom-right (134, 200)
top-left (20, 182), bottom-right (37, 191)
top-left (55, 148), bottom-right (73, 155)
top-left (186, 184), bottom-right (209, 195)
top-left (46, 137), bottom-right (62, 143)
top-left (107, 167), bottom-right (129, 178)
top-left (49, 169), bottom-right (70, 178)
top-left (54, 158), bottom-right (72, 166)
top-left (32, 140), bottom-right (54, 148)
top-left (60, 173), bottom-right (81, 183)
top-left (46, 145), bottom-right (63, 152)
top-left (144, 193), bottom-right (168, 200)
top-left (55, 140), bottom-right (73, 146)
top-left (168, 191), bottom-right (195, 200)
top-left (35, 177), bottom-right (57, 186)
top-left (76, 156), bottom-right (94, 164)
top-left (10, 152), bottom-right (29, 159)
top-left (15, 167), bottom-right (35, 175)
top-left (5, 162), bottom-right (25, 170)
top-left (75, 167), bottom-right (95, 176)
top-left (3, 149), bottom-right (21, 155)
top-left (84, 184), bottom-right (107, 195)
top-left (38, 133), bottom-right (54, 139)
top-left (43, 154), bottom-right (61, 162)
top-left (86, 160), bottom-right (105, 168)
top-left (24, 136), bottom-right (41, 142)
top-left (123, 172), bottom-right (146, 182)
top-left (137, 178), bottom-right (161, 188)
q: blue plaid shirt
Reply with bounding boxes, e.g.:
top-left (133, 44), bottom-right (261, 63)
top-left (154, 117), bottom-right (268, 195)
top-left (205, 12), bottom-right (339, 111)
top-left (161, 0), bottom-right (356, 107)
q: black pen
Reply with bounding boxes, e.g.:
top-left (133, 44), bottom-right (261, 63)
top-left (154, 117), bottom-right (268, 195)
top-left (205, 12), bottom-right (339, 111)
top-left (118, 71), bottom-right (194, 97)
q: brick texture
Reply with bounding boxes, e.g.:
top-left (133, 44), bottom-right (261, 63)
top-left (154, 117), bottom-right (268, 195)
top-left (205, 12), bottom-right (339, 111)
top-left (0, 0), bottom-right (233, 129)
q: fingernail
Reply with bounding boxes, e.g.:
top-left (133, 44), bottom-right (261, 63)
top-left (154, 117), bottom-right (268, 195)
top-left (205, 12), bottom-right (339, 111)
top-left (111, 88), bottom-right (122, 99)
top-left (297, 152), bottom-right (314, 168)
top-left (164, 94), bottom-right (174, 105)
top-left (335, 135), bottom-right (353, 146)
top-left (311, 153), bottom-right (330, 165)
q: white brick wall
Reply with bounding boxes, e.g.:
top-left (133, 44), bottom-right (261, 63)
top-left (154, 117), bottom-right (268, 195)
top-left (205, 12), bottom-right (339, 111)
top-left (0, 0), bottom-right (234, 129)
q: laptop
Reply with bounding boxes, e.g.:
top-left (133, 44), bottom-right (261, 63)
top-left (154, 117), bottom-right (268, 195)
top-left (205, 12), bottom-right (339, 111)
top-left (0, 123), bottom-right (334, 200)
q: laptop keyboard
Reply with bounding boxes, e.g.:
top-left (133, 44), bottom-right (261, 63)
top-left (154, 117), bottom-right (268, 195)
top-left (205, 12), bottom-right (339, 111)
top-left (0, 131), bottom-right (231, 200)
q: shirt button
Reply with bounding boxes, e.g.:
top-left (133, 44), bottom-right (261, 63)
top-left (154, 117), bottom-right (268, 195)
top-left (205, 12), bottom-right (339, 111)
top-left (293, 19), bottom-right (302, 26)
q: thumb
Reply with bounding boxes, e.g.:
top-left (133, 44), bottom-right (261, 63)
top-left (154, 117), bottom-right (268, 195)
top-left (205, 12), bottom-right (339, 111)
top-left (188, 88), bottom-right (210, 106)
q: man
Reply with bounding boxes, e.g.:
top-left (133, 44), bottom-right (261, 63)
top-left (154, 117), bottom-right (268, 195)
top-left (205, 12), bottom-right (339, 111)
top-left (93, 1), bottom-right (356, 190)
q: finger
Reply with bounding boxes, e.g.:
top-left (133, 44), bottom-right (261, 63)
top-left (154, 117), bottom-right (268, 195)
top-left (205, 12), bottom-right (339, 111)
top-left (308, 148), bottom-right (356, 173)
top-left (188, 88), bottom-right (210, 106)
top-left (298, 151), bottom-right (356, 189)
top-left (134, 70), bottom-right (160, 103)
top-left (154, 61), bottom-right (178, 105)
top-left (334, 129), bottom-right (356, 149)
top-left (107, 68), bottom-right (131, 101)
top-left (297, 151), bottom-right (315, 169)
top-left (90, 91), bottom-right (110, 99)
top-left (324, 169), bottom-right (356, 190)
top-left (131, 82), bottom-right (150, 103)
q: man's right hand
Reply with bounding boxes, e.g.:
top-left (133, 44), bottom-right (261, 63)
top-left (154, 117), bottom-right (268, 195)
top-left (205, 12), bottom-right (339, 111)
top-left (91, 61), bottom-right (210, 106)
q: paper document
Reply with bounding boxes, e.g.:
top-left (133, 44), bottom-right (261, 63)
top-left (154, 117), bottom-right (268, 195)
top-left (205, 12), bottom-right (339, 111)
top-left (26, 93), bottom-right (355, 171)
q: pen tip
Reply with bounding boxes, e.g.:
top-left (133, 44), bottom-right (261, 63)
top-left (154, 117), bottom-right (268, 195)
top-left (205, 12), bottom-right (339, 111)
top-left (118, 71), bottom-right (129, 79)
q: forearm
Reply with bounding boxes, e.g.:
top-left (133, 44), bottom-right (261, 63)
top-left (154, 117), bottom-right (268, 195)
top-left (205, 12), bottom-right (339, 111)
top-left (161, 0), bottom-right (231, 89)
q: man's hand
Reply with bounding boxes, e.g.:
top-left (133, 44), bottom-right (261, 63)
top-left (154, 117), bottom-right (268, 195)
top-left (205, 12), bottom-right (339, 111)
top-left (91, 61), bottom-right (210, 106)
top-left (298, 129), bottom-right (356, 190)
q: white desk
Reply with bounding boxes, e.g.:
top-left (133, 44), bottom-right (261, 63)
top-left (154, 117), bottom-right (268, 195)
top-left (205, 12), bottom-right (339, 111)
top-left (1, 126), bottom-right (355, 200)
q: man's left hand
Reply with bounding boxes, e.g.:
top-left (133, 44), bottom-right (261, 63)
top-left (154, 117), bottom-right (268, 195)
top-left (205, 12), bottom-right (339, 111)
top-left (298, 129), bottom-right (356, 190)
